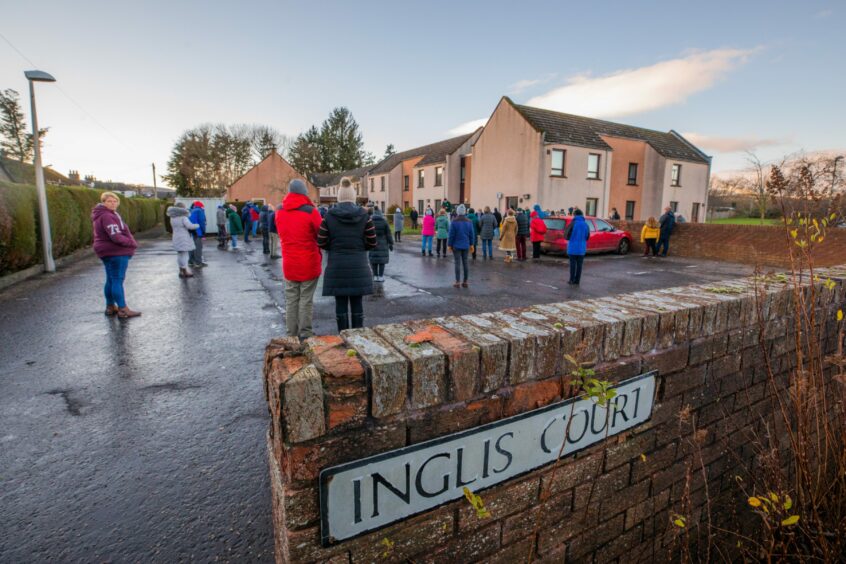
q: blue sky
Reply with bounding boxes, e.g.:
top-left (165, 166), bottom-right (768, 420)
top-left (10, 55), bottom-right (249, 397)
top-left (1, 0), bottom-right (843, 186)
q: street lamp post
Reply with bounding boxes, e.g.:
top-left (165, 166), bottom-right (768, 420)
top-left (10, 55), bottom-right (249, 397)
top-left (25, 70), bottom-right (57, 273)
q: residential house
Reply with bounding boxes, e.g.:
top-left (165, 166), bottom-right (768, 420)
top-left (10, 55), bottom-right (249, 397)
top-left (310, 166), bottom-right (370, 204)
top-left (363, 129), bottom-right (482, 213)
top-left (470, 97), bottom-right (710, 221)
top-left (226, 149), bottom-right (318, 205)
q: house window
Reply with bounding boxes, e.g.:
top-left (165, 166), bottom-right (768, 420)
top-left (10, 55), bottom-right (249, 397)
top-left (587, 154), bottom-right (601, 180)
top-left (669, 201), bottom-right (678, 213)
top-left (625, 201), bottom-right (635, 220)
top-left (671, 164), bottom-right (681, 187)
top-left (691, 202), bottom-right (701, 223)
top-left (585, 198), bottom-right (598, 216)
top-left (418, 170), bottom-right (425, 188)
top-left (435, 167), bottom-right (443, 187)
top-left (435, 199), bottom-right (442, 211)
top-left (380, 176), bottom-right (385, 192)
top-left (404, 201), bottom-right (409, 210)
top-left (627, 163), bottom-right (638, 185)
top-left (551, 149), bottom-right (565, 177)
top-left (370, 178), bottom-right (374, 192)
top-left (404, 175), bottom-right (410, 191)
top-left (418, 200), bottom-right (424, 214)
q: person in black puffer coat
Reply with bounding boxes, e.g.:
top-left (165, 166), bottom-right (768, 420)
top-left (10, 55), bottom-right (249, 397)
top-left (317, 178), bottom-right (377, 332)
top-left (368, 206), bottom-right (393, 283)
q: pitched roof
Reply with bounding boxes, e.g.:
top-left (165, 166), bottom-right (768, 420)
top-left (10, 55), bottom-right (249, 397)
top-left (368, 131), bottom-right (478, 174)
top-left (507, 98), bottom-right (709, 164)
top-left (309, 165), bottom-right (371, 187)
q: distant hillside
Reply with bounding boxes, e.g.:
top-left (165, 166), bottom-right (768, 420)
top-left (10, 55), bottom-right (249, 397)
top-left (0, 155), bottom-right (70, 185)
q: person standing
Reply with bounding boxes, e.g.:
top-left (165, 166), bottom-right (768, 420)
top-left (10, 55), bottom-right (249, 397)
top-left (466, 207), bottom-right (480, 260)
top-left (564, 210), bottom-right (590, 285)
top-left (532, 204), bottom-right (548, 219)
top-left (241, 203), bottom-right (252, 243)
top-left (499, 209), bottom-right (518, 262)
top-left (250, 204), bottom-right (260, 238)
top-left (479, 206), bottom-right (496, 259)
top-left (409, 207), bottom-right (419, 230)
top-left (515, 208), bottom-right (529, 261)
top-left (369, 206), bottom-right (393, 282)
top-left (421, 208), bottom-right (435, 256)
top-left (317, 177), bottom-right (377, 332)
top-left (640, 216), bottom-right (661, 257)
top-left (435, 209), bottom-right (450, 258)
top-left (610, 208), bottom-right (621, 220)
top-left (393, 208), bottom-right (404, 243)
top-left (92, 191), bottom-right (140, 318)
top-left (168, 202), bottom-right (200, 278)
top-left (448, 205), bottom-right (475, 288)
top-left (493, 207), bottom-right (502, 239)
top-left (226, 205), bottom-right (244, 249)
top-left (188, 201), bottom-right (207, 267)
top-left (260, 204), bottom-right (272, 254)
top-left (268, 204), bottom-right (281, 259)
top-left (657, 206), bottom-right (676, 257)
top-left (530, 211), bottom-right (548, 260)
top-left (276, 179), bottom-right (323, 340)
top-left (216, 204), bottom-right (228, 249)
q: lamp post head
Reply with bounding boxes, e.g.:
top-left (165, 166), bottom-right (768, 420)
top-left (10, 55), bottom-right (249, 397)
top-left (24, 70), bottom-right (56, 83)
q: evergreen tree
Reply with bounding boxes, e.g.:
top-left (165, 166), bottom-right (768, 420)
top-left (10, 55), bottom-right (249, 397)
top-left (288, 126), bottom-right (323, 177)
top-left (383, 144), bottom-right (396, 159)
top-left (0, 88), bottom-right (46, 163)
top-left (319, 107), bottom-right (367, 172)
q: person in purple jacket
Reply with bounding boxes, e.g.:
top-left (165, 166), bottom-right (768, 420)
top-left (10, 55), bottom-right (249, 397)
top-left (91, 191), bottom-right (141, 318)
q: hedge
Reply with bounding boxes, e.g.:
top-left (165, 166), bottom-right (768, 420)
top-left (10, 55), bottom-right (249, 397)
top-left (0, 182), bottom-right (164, 275)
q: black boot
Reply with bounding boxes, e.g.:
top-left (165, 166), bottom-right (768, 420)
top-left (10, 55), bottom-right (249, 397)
top-left (336, 314), bottom-right (350, 333)
top-left (351, 313), bottom-right (365, 329)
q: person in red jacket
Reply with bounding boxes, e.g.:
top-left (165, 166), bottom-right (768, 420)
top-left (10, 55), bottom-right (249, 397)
top-left (275, 179), bottom-right (323, 339)
top-left (91, 191), bottom-right (141, 318)
top-left (530, 211), bottom-right (548, 261)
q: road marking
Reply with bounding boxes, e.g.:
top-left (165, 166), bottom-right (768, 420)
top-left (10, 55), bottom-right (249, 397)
top-left (535, 282), bottom-right (559, 290)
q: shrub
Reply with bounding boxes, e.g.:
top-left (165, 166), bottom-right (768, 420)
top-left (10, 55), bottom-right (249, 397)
top-left (0, 182), bottom-right (163, 276)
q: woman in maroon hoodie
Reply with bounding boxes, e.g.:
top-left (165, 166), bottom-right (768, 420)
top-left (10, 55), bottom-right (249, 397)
top-left (91, 192), bottom-right (141, 318)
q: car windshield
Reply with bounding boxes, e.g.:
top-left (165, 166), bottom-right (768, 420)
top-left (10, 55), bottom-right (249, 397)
top-left (543, 219), bottom-right (566, 230)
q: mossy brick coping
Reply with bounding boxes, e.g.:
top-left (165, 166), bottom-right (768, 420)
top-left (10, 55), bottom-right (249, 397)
top-left (0, 181), bottom-right (164, 275)
top-left (263, 266), bottom-right (846, 562)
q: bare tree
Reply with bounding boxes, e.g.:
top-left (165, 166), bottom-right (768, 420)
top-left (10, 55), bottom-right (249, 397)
top-left (745, 151), bottom-right (769, 223)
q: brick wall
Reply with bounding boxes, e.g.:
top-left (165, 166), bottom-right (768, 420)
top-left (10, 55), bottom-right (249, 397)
top-left (263, 265), bottom-right (846, 563)
top-left (611, 221), bottom-right (846, 267)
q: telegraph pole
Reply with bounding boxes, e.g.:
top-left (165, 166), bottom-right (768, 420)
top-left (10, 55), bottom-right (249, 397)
top-left (152, 162), bottom-right (157, 199)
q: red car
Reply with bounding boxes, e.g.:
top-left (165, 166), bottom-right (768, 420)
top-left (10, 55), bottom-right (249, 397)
top-left (540, 216), bottom-right (633, 255)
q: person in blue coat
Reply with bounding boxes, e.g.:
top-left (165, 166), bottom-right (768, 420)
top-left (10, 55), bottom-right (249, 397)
top-left (564, 210), bottom-right (590, 285)
top-left (447, 204), bottom-right (476, 288)
top-left (188, 201), bottom-right (207, 267)
top-left (532, 203), bottom-right (548, 219)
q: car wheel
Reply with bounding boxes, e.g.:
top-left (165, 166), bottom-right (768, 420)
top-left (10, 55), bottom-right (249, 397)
top-left (617, 239), bottom-right (630, 255)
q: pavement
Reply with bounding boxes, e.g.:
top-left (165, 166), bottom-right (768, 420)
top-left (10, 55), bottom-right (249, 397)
top-left (0, 229), bottom-right (753, 562)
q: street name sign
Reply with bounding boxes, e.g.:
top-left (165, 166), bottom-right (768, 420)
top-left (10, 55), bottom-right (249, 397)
top-left (319, 371), bottom-right (656, 545)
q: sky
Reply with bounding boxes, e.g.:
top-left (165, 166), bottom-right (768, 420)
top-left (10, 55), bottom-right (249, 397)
top-left (1, 0), bottom-right (844, 187)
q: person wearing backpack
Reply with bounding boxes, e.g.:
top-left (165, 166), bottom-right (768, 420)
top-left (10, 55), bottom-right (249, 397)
top-left (276, 179), bottom-right (323, 339)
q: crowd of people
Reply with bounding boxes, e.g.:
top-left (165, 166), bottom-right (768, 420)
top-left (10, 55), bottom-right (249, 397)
top-left (90, 182), bottom-right (679, 334)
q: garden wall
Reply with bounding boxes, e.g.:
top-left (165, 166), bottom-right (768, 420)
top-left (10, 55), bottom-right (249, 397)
top-left (263, 266), bottom-right (846, 563)
top-left (610, 220), bottom-right (846, 268)
top-left (0, 182), bottom-right (163, 275)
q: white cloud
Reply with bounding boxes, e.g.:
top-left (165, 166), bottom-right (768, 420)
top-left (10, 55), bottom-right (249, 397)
top-left (448, 117), bottom-right (488, 136)
top-left (681, 132), bottom-right (785, 153)
top-left (508, 73), bottom-right (557, 94)
top-left (525, 48), bottom-right (755, 119)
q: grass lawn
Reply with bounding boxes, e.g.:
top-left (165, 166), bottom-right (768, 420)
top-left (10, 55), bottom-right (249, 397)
top-left (707, 217), bottom-right (782, 226)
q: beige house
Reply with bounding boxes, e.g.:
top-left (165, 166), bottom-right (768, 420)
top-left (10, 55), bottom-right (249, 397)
top-left (363, 130), bottom-right (481, 212)
top-left (470, 97), bottom-right (710, 220)
top-left (310, 166), bottom-right (370, 204)
top-left (226, 149), bottom-right (318, 204)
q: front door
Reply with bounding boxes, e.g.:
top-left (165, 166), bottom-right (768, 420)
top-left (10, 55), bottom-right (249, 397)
top-left (505, 196), bottom-right (519, 211)
top-left (459, 157), bottom-right (466, 203)
top-left (691, 202), bottom-right (700, 223)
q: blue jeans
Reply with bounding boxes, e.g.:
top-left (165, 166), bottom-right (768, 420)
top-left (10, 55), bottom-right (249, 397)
top-left (421, 235), bottom-right (433, 253)
top-left (251, 221), bottom-right (258, 237)
top-left (657, 233), bottom-right (670, 256)
top-left (243, 221), bottom-right (251, 242)
top-left (481, 238), bottom-right (493, 257)
top-left (231, 234), bottom-right (238, 248)
top-left (101, 255), bottom-right (130, 308)
top-left (453, 248), bottom-right (469, 282)
top-left (568, 254), bottom-right (585, 284)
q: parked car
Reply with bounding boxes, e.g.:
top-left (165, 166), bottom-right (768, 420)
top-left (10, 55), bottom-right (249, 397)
top-left (540, 215), bottom-right (633, 255)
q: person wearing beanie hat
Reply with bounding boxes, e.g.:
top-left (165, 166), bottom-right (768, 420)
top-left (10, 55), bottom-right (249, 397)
top-left (188, 200), bottom-right (207, 267)
top-left (564, 209), bottom-right (590, 285)
top-left (448, 204), bottom-right (475, 288)
top-left (276, 178), bottom-right (322, 339)
top-left (216, 204), bottom-right (228, 249)
top-left (317, 177), bottom-right (377, 332)
top-left (225, 205), bottom-right (244, 249)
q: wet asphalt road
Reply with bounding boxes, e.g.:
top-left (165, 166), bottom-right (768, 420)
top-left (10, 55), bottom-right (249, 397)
top-left (0, 230), bottom-right (753, 562)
